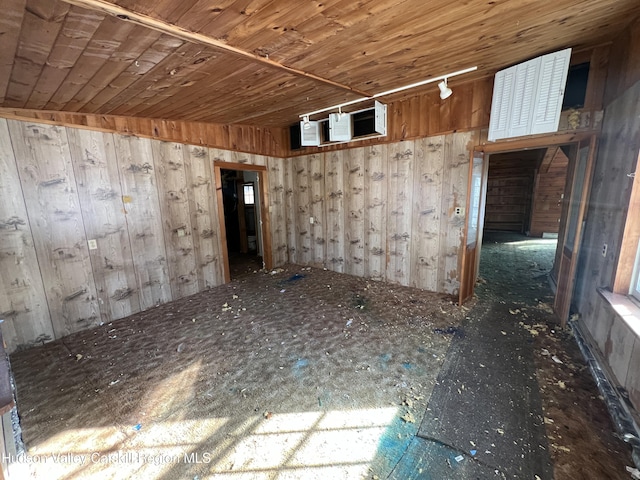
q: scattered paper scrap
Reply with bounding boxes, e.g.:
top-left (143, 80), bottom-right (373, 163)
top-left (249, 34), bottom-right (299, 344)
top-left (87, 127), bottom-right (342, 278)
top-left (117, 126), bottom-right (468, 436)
top-left (552, 355), bottom-right (563, 364)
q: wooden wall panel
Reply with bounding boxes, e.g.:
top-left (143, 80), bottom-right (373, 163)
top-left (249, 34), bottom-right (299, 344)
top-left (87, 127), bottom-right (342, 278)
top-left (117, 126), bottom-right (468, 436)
top-left (309, 154), bottom-right (326, 266)
top-left (0, 119), bottom-right (53, 351)
top-left (67, 128), bottom-right (140, 323)
top-left (386, 141), bottom-right (415, 286)
top-left (573, 70), bottom-right (640, 415)
top-left (604, 17), bottom-right (640, 106)
top-left (282, 132), bottom-right (473, 294)
top-left (410, 136), bottom-right (445, 291)
top-left (438, 132), bottom-right (472, 294)
top-left (529, 149), bottom-right (569, 237)
top-left (0, 119), bottom-right (287, 352)
top-left (183, 145), bottom-right (224, 289)
top-left (284, 157), bottom-right (297, 264)
top-left (153, 141), bottom-right (199, 299)
top-left (293, 155), bottom-right (312, 265)
top-left (325, 151), bottom-right (345, 272)
top-left (9, 121), bottom-right (100, 338)
top-left (114, 135), bottom-right (172, 310)
top-left (268, 157), bottom-right (288, 266)
top-left (0, 109), bottom-right (287, 157)
top-left (363, 145), bottom-right (388, 282)
top-left (344, 148), bottom-right (365, 277)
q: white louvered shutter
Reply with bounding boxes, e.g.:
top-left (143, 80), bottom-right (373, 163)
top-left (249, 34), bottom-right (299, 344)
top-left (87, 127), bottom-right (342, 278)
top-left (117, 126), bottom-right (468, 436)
top-left (509, 57), bottom-right (540, 137)
top-left (329, 113), bottom-right (352, 142)
top-left (488, 67), bottom-right (515, 141)
top-left (531, 48), bottom-right (572, 135)
top-left (374, 100), bottom-right (387, 135)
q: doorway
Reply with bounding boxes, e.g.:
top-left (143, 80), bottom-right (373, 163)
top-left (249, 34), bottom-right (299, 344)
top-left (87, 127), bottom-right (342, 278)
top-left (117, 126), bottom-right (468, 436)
top-left (214, 162), bottom-right (273, 281)
top-left (459, 133), bottom-right (596, 325)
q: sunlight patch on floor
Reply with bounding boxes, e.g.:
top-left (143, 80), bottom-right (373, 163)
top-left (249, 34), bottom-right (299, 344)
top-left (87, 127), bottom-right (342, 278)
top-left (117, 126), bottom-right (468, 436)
top-left (10, 407), bottom-right (399, 479)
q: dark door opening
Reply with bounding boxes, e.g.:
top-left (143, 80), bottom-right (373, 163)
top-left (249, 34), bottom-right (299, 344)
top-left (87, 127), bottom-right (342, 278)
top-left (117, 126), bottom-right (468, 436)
top-left (220, 169), bottom-right (264, 278)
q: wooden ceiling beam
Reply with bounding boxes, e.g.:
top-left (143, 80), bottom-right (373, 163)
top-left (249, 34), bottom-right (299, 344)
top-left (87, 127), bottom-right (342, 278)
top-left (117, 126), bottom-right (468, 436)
top-left (59, 0), bottom-right (373, 99)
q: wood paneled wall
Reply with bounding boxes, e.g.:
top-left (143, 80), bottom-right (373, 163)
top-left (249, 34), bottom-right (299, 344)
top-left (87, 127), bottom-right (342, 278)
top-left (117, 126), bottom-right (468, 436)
top-left (529, 148), bottom-right (569, 237)
top-left (284, 131), bottom-right (476, 294)
top-left (604, 17), bottom-right (640, 106)
top-left (484, 150), bottom-right (542, 233)
top-left (573, 79), bottom-right (640, 413)
top-left (0, 118), bottom-right (286, 352)
top-left (0, 108), bottom-right (287, 157)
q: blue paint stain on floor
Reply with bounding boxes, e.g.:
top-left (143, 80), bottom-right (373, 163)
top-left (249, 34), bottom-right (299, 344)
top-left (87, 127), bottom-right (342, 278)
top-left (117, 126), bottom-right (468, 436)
top-left (292, 358), bottom-right (309, 378)
top-left (372, 414), bottom-right (417, 474)
top-left (379, 353), bottom-right (392, 370)
top-left (402, 362), bottom-right (414, 370)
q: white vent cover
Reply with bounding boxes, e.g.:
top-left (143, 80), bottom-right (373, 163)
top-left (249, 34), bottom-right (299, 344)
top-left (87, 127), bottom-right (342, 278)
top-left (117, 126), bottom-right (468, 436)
top-left (329, 113), bottom-right (352, 142)
top-left (300, 120), bottom-right (321, 146)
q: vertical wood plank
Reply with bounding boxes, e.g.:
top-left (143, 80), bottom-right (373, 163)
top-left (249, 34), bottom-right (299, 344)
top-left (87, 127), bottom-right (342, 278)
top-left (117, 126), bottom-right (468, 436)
top-left (0, 118), bottom-right (53, 352)
top-left (386, 141), bottom-right (415, 286)
top-left (438, 132), bottom-right (472, 295)
top-left (294, 155), bottom-right (312, 265)
top-left (309, 153), bottom-right (326, 267)
top-left (325, 150), bottom-right (345, 272)
top-left (268, 157), bottom-right (288, 266)
top-left (114, 135), bottom-right (171, 309)
top-left (364, 144), bottom-right (388, 281)
top-left (68, 128), bottom-right (140, 323)
top-left (410, 136), bottom-right (445, 291)
top-left (344, 147), bottom-right (365, 277)
top-left (183, 145), bottom-right (224, 289)
top-left (152, 141), bottom-right (198, 299)
top-left (284, 157), bottom-right (297, 264)
top-left (9, 120), bottom-right (100, 337)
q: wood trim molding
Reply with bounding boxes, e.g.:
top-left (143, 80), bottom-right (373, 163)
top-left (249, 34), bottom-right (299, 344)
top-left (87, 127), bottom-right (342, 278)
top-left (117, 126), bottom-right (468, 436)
top-left (60, 0), bottom-right (372, 99)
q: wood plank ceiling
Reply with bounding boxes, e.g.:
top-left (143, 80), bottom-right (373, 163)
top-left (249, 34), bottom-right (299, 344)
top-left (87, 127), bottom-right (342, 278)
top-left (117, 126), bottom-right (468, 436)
top-left (0, 0), bottom-right (638, 127)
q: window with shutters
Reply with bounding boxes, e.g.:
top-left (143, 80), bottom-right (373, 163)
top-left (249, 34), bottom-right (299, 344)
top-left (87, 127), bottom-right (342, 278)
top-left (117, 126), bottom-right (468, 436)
top-left (488, 48), bottom-right (571, 141)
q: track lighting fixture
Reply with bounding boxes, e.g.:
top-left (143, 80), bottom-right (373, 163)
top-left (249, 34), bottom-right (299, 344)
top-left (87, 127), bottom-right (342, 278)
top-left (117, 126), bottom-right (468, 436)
top-left (303, 115), bottom-right (311, 130)
top-left (298, 66), bottom-right (475, 121)
top-left (438, 78), bottom-right (452, 100)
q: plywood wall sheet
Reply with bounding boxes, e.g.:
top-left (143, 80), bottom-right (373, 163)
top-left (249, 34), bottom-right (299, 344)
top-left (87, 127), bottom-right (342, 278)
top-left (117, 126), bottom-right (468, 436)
top-left (293, 155), bottom-right (312, 265)
top-left (386, 141), bottom-right (415, 286)
top-left (8, 120), bottom-right (100, 337)
top-left (438, 132), bottom-right (472, 295)
top-left (344, 147), bottom-right (365, 278)
top-left (410, 136), bottom-right (445, 291)
top-left (268, 157), bottom-right (288, 266)
top-left (114, 135), bottom-right (171, 309)
top-left (325, 150), bottom-right (345, 272)
top-left (183, 145), bottom-right (224, 289)
top-left (309, 153), bottom-right (326, 267)
top-left (363, 144), bottom-right (388, 282)
top-left (284, 157), bottom-right (297, 264)
top-left (67, 128), bottom-right (140, 323)
top-left (152, 141), bottom-right (198, 299)
top-left (0, 118), bottom-right (53, 352)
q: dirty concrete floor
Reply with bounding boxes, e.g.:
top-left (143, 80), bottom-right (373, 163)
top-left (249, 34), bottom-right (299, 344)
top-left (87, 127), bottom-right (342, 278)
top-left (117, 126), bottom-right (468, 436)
top-left (8, 231), bottom-right (634, 479)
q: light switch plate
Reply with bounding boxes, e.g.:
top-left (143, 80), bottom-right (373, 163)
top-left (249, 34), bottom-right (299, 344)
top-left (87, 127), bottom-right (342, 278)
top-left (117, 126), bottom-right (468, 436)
top-left (88, 239), bottom-right (98, 250)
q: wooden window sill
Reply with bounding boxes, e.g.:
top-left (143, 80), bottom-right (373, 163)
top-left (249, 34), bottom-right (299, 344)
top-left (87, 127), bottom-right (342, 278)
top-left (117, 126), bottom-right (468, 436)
top-left (599, 288), bottom-right (640, 338)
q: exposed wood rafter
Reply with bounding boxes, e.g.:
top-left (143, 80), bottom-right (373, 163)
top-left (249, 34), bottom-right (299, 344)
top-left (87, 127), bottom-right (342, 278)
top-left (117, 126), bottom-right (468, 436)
top-left (59, 0), bottom-right (373, 99)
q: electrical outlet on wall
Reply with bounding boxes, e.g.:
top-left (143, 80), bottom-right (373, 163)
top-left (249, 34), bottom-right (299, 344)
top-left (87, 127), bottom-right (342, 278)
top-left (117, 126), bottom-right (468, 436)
top-left (87, 239), bottom-right (98, 250)
top-left (310, 217), bottom-right (314, 224)
top-left (602, 243), bottom-right (608, 257)
top-left (454, 207), bottom-right (465, 216)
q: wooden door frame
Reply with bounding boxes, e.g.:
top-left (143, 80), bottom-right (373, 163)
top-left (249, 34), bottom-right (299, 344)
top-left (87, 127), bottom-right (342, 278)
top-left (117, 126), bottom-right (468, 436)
top-left (214, 162), bottom-right (273, 282)
top-left (459, 150), bottom-right (489, 305)
top-left (553, 135), bottom-right (598, 325)
top-left (461, 131), bottom-right (598, 304)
